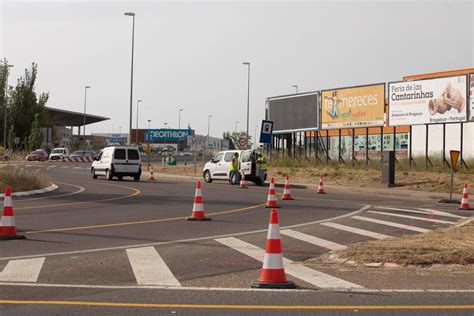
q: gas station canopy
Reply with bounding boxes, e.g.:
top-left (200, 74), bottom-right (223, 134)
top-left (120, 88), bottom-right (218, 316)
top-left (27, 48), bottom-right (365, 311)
top-left (47, 107), bottom-right (109, 126)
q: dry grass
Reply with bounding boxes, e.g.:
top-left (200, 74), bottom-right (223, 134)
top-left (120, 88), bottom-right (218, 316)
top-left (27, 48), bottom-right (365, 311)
top-left (0, 165), bottom-right (52, 192)
top-left (334, 220), bottom-right (474, 265)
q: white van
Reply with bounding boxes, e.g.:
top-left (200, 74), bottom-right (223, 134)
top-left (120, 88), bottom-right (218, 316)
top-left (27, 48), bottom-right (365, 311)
top-left (91, 146), bottom-right (142, 181)
top-left (202, 149), bottom-right (266, 185)
top-left (49, 148), bottom-right (69, 160)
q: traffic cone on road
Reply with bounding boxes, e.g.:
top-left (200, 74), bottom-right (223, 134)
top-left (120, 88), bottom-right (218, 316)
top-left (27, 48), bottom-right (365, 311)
top-left (317, 176), bottom-right (326, 194)
top-left (239, 172), bottom-right (248, 189)
top-left (281, 176), bottom-right (294, 200)
top-left (149, 166), bottom-right (156, 181)
top-left (252, 209), bottom-right (295, 289)
top-left (458, 183), bottom-right (473, 210)
top-left (187, 180), bottom-right (212, 221)
top-left (265, 177), bottom-right (280, 208)
top-left (0, 186), bottom-right (25, 240)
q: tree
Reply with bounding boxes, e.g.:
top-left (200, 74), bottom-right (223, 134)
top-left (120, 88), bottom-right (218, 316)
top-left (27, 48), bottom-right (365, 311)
top-left (7, 125), bottom-right (15, 150)
top-left (28, 114), bottom-right (43, 150)
top-left (68, 137), bottom-right (79, 152)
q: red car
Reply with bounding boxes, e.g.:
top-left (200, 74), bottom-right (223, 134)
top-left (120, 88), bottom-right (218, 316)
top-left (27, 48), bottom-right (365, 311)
top-left (26, 149), bottom-right (48, 161)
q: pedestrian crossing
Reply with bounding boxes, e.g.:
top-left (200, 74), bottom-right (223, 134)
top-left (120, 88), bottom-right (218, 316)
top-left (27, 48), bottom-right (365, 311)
top-left (0, 206), bottom-right (468, 289)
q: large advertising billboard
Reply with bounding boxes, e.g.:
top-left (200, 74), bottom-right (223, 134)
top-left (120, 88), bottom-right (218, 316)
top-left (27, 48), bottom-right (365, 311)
top-left (470, 74), bottom-right (474, 121)
top-left (267, 92), bottom-right (319, 133)
top-left (320, 84), bottom-right (385, 129)
top-left (388, 75), bottom-right (467, 126)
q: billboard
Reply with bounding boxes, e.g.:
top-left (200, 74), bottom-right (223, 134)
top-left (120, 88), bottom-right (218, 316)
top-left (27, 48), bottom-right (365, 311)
top-left (388, 75), bottom-right (467, 126)
top-left (470, 74), bottom-right (474, 121)
top-left (267, 92), bottom-right (319, 133)
top-left (320, 84), bottom-right (385, 129)
top-left (145, 129), bottom-right (193, 142)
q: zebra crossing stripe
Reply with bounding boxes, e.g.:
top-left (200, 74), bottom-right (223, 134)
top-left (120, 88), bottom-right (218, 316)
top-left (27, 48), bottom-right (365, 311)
top-left (215, 237), bottom-right (363, 289)
top-left (374, 206), bottom-right (466, 219)
top-left (321, 222), bottom-right (392, 240)
top-left (352, 216), bottom-right (430, 233)
top-left (367, 211), bottom-right (457, 225)
top-left (126, 247), bottom-right (180, 287)
top-left (280, 229), bottom-right (346, 251)
top-left (0, 257), bottom-right (45, 282)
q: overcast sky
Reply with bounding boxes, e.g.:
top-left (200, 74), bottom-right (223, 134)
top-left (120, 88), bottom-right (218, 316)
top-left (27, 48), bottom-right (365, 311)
top-left (1, 0), bottom-right (473, 139)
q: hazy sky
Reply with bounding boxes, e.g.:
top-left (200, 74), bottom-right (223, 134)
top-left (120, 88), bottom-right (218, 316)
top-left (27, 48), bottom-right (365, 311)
top-left (1, 0), bottom-right (473, 139)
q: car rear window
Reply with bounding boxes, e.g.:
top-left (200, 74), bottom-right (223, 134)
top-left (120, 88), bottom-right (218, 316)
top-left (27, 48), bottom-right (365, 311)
top-left (114, 149), bottom-right (126, 159)
top-left (127, 149), bottom-right (140, 160)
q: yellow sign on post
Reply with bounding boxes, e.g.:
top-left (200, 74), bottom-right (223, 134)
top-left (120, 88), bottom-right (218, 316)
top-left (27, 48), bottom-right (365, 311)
top-left (450, 150), bottom-right (460, 170)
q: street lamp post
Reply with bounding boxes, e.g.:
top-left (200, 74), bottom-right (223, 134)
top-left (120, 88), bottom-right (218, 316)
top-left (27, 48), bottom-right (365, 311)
top-left (207, 115), bottom-right (212, 159)
top-left (83, 85), bottom-right (91, 151)
top-left (147, 119), bottom-right (151, 129)
top-left (136, 99), bottom-right (142, 145)
top-left (124, 11), bottom-right (136, 145)
top-left (178, 108), bottom-right (183, 130)
top-left (235, 120), bottom-right (239, 133)
top-left (3, 64), bottom-right (13, 150)
top-left (255, 125), bottom-right (259, 149)
top-left (292, 85), bottom-right (298, 94)
top-left (242, 62), bottom-right (250, 148)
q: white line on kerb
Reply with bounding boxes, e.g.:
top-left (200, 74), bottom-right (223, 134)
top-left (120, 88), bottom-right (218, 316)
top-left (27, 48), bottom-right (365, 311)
top-left (0, 205), bottom-right (371, 261)
top-left (215, 237), bottom-right (363, 289)
top-left (126, 247), bottom-right (180, 287)
top-left (280, 229), bottom-right (346, 251)
top-left (352, 215), bottom-right (430, 233)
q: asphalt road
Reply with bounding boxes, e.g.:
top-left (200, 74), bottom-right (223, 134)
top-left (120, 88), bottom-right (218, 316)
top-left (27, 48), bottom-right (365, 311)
top-left (0, 161), bottom-right (472, 315)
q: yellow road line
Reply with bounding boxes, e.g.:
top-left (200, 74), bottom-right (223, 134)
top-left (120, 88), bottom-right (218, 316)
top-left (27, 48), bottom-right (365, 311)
top-left (0, 300), bottom-right (472, 310)
top-left (15, 183), bottom-right (141, 210)
top-left (25, 203), bottom-right (265, 234)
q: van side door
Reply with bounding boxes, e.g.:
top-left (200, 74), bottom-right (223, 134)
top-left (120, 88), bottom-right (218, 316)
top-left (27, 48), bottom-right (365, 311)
top-left (240, 150), bottom-right (253, 176)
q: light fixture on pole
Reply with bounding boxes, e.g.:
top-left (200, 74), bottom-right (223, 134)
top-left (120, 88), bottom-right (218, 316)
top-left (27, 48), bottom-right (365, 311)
top-left (2, 64), bottom-right (13, 150)
top-left (147, 119), bottom-right (151, 129)
top-left (292, 85), bottom-right (298, 94)
top-left (242, 62), bottom-right (250, 148)
top-left (207, 115), bottom-right (212, 157)
top-left (83, 85), bottom-right (91, 151)
top-left (124, 11), bottom-right (136, 145)
top-left (136, 99), bottom-right (142, 145)
top-left (255, 125), bottom-right (259, 149)
top-left (235, 120), bottom-right (239, 133)
top-left (178, 108), bottom-right (183, 130)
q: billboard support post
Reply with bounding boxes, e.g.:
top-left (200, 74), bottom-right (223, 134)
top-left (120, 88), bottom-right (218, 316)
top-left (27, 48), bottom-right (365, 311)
top-left (351, 128), bottom-right (357, 165)
top-left (315, 132), bottom-right (320, 163)
top-left (380, 127), bottom-right (384, 160)
top-left (460, 123), bottom-right (469, 169)
top-left (442, 124), bottom-right (449, 166)
top-left (409, 126), bottom-right (415, 167)
top-left (326, 131), bottom-right (330, 164)
top-left (365, 128), bottom-right (369, 166)
top-left (393, 127), bottom-right (398, 164)
top-left (338, 129), bottom-right (344, 163)
top-left (425, 125), bottom-right (433, 168)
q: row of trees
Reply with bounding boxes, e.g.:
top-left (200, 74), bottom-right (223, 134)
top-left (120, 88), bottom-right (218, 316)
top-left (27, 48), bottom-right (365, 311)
top-left (1, 59), bottom-right (50, 152)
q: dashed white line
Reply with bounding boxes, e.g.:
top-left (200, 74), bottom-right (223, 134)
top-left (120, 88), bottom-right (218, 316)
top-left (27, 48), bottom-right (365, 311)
top-left (320, 222), bottom-right (392, 240)
top-left (367, 211), bottom-right (457, 225)
top-left (0, 258), bottom-right (45, 282)
top-left (280, 229), bottom-right (346, 251)
top-left (215, 237), bottom-right (363, 289)
top-left (126, 247), bottom-right (180, 287)
top-left (352, 216), bottom-right (430, 233)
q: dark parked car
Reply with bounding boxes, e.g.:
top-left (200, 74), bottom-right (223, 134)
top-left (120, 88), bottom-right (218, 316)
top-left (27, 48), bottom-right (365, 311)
top-left (26, 149), bottom-right (48, 161)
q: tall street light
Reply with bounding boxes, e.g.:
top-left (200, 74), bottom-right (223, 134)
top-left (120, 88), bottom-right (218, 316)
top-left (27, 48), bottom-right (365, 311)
top-left (124, 11), bottom-right (136, 145)
top-left (242, 62), bottom-right (250, 147)
top-left (292, 85), bottom-right (298, 94)
top-left (207, 115), bottom-right (212, 157)
top-left (147, 119), bottom-right (151, 129)
top-left (255, 124), bottom-right (259, 149)
top-left (2, 64), bottom-right (13, 150)
top-left (136, 99), bottom-right (142, 145)
top-left (178, 108), bottom-right (183, 130)
top-left (235, 120), bottom-right (239, 133)
top-left (83, 85), bottom-right (91, 151)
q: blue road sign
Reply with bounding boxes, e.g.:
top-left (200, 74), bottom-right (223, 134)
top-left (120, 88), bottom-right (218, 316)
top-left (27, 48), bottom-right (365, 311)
top-left (259, 120), bottom-right (273, 144)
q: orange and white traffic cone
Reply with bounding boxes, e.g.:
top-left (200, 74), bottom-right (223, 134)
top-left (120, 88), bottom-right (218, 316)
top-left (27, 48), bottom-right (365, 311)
top-left (0, 186), bottom-right (25, 240)
top-left (265, 177), bottom-right (280, 208)
top-left (281, 176), bottom-right (294, 200)
top-left (187, 180), bottom-right (211, 221)
top-left (239, 171), bottom-right (248, 189)
top-left (458, 183), bottom-right (473, 210)
top-left (149, 166), bottom-right (155, 181)
top-left (252, 208), bottom-right (295, 289)
top-left (317, 176), bottom-right (326, 194)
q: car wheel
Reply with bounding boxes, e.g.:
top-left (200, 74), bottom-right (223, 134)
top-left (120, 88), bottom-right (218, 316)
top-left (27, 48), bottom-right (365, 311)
top-left (92, 168), bottom-right (98, 179)
top-left (133, 175), bottom-right (140, 182)
top-left (204, 170), bottom-right (212, 183)
top-left (105, 169), bottom-right (113, 181)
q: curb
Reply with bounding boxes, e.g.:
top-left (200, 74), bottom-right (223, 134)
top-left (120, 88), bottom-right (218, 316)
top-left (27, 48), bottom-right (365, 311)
top-left (0, 183), bottom-right (59, 198)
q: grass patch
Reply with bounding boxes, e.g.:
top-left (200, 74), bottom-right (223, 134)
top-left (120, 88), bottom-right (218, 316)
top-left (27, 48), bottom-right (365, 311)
top-left (0, 165), bottom-right (51, 192)
top-left (334, 220), bottom-right (474, 265)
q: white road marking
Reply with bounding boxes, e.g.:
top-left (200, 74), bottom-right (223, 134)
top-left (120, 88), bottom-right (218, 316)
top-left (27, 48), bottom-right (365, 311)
top-left (0, 257), bottom-right (45, 282)
top-left (374, 206), bottom-right (467, 219)
top-left (215, 237), bottom-right (363, 289)
top-left (280, 229), bottom-right (346, 251)
top-left (352, 216), bottom-right (430, 233)
top-left (367, 211), bottom-right (457, 225)
top-left (13, 183), bottom-right (85, 202)
top-left (321, 222), bottom-right (392, 240)
top-left (0, 205), bottom-right (371, 261)
top-left (126, 247), bottom-right (180, 287)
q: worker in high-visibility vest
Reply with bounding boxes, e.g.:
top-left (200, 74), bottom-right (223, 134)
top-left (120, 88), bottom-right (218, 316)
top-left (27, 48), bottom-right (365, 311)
top-left (256, 152), bottom-right (267, 185)
top-left (229, 152), bottom-right (240, 185)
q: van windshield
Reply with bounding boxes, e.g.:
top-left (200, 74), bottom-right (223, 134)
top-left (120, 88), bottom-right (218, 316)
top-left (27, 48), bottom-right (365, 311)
top-left (52, 149), bottom-right (64, 154)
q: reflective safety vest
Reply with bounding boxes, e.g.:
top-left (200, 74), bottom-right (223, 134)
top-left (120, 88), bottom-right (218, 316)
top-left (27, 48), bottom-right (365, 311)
top-left (230, 157), bottom-right (239, 171)
top-left (257, 156), bottom-right (267, 171)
